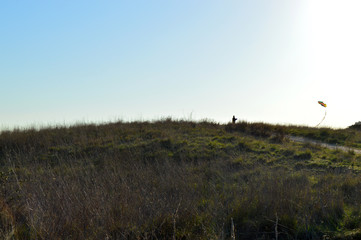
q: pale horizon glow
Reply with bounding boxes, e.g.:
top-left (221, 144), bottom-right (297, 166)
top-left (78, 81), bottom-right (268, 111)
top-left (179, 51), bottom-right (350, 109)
top-left (1, 1), bottom-right (361, 130)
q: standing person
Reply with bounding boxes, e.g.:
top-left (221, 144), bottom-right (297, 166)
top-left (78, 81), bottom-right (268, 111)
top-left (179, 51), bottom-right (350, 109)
top-left (232, 115), bottom-right (237, 124)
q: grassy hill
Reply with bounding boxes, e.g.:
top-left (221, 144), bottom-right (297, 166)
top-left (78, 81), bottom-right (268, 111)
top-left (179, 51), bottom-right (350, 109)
top-left (1, 119), bottom-right (361, 239)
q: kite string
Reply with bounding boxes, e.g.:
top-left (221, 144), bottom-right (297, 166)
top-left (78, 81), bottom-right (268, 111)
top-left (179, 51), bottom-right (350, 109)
top-left (315, 109), bottom-right (327, 127)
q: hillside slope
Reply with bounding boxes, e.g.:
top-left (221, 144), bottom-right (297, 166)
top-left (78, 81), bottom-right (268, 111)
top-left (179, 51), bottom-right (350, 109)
top-left (1, 120), bottom-right (361, 239)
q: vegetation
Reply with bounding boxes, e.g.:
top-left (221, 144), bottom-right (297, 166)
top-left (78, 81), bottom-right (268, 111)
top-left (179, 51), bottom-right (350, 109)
top-left (1, 119), bottom-right (361, 239)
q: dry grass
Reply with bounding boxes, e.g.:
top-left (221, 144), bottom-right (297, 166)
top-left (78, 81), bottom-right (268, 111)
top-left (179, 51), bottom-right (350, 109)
top-left (0, 120), bottom-right (361, 239)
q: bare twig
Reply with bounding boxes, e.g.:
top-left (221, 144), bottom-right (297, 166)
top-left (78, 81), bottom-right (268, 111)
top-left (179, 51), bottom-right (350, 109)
top-left (231, 218), bottom-right (235, 240)
top-left (173, 199), bottom-right (182, 240)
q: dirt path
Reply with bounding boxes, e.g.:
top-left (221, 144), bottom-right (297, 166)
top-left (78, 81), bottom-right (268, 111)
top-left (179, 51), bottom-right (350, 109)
top-left (288, 136), bottom-right (361, 154)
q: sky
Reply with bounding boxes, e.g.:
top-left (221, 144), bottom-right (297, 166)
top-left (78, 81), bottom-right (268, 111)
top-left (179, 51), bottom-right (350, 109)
top-left (1, 0), bottom-right (361, 130)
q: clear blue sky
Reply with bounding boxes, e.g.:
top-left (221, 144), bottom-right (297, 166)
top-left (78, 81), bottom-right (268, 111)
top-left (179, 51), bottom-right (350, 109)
top-left (1, 0), bottom-right (361, 129)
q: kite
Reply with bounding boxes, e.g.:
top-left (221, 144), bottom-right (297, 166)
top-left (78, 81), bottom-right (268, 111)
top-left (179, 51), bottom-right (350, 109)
top-left (318, 101), bottom-right (327, 108)
top-left (316, 101), bottom-right (327, 127)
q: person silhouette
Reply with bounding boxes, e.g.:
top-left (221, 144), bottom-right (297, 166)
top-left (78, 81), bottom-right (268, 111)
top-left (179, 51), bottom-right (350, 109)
top-left (232, 115), bottom-right (237, 124)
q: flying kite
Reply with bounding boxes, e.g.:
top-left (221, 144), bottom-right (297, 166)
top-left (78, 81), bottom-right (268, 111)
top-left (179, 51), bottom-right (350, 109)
top-left (318, 101), bottom-right (327, 108)
top-left (316, 101), bottom-right (327, 127)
